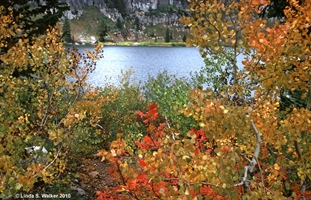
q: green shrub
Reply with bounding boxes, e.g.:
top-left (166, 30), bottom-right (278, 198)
top-left (142, 71), bottom-right (199, 136)
top-left (99, 68), bottom-right (148, 150)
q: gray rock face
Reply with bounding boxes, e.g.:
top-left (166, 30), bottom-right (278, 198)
top-left (61, 0), bottom-right (188, 26)
top-left (126, 0), bottom-right (159, 12)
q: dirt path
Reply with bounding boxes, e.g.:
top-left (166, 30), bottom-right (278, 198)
top-left (73, 157), bottom-right (118, 199)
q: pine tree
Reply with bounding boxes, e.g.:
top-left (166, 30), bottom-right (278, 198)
top-left (0, 0), bottom-right (69, 78)
top-left (182, 34), bottom-right (187, 42)
top-left (1, 0), bottom-right (69, 41)
top-left (115, 0), bottom-right (126, 17)
top-left (165, 28), bottom-right (170, 43)
top-left (62, 18), bottom-right (72, 43)
top-left (97, 19), bottom-right (109, 42)
top-left (134, 17), bottom-right (140, 31)
top-left (116, 18), bottom-right (123, 30)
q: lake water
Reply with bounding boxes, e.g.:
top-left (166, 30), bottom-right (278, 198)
top-left (77, 46), bottom-right (205, 87)
top-left (76, 45), bottom-right (246, 88)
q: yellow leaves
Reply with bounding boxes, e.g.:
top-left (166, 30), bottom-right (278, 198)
top-left (0, 8), bottom-right (106, 196)
top-left (267, 174), bottom-right (277, 182)
top-left (219, 105), bottom-right (228, 114)
top-left (96, 149), bottom-right (110, 161)
top-left (199, 122), bottom-right (205, 128)
top-left (96, 133), bottom-right (127, 161)
top-left (17, 113), bottom-right (30, 123)
top-left (297, 167), bottom-right (306, 180)
top-left (74, 111), bottom-right (86, 120)
top-left (274, 163), bottom-right (280, 171)
top-left (49, 129), bottom-right (64, 145)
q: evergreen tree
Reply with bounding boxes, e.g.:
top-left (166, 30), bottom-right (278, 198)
top-left (165, 28), bottom-right (170, 43)
top-left (62, 17), bottom-right (72, 43)
top-left (115, 0), bottom-right (126, 18)
top-left (105, 0), bottom-right (115, 9)
top-left (116, 18), bottom-right (123, 30)
top-left (134, 17), bottom-right (140, 31)
top-left (182, 34), bottom-right (187, 42)
top-left (1, 0), bottom-right (69, 41)
top-left (0, 0), bottom-right (69, 78)
top-left (97, 19), bottom-right (109, 42)
top-left (260, 0), bottom-right (289, 19)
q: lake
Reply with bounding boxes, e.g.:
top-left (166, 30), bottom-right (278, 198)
top-left (77, 46), bottom-right (205, 87)
top-left (76, 45), bottom-right (246, 88)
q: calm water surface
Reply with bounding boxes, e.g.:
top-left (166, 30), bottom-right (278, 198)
top-left (76, 46), bottom-right (246, 87)
top-left (78, 46), bottom-right (205, 87)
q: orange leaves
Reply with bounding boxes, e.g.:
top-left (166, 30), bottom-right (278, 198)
top-left (136, 173), bottom-right (148, 184)
top-left (135, 135), bottom-right (161, 151)
top-left (110, 133), bottom-right (127, 155)
top-left (280, 108), bottom-right (311, 139)
top-left (98, 102), bottom-right (222, 198)
top-left (137, 102), bottom-right (159, 124)
top-left (200, 185), bottom-right (222, 199)
top-left (96, 191), bottom-right (113, 200)
top-left (261, 144), bottom-right (269, 159)
top-left (93, 4), bottom-right (311, 194)
top-left (126, 179), bottom-right (137, 191)
top-left (251, 0), bottom-right (268, 6)
top-left (189, 129), bottom-right (208, 154)
top-left (96, 149), bottom-right (110, 162)
top-left (96, 133), bottom-right (127, 161)
top-left (180, 0), bottom-right (243, 57)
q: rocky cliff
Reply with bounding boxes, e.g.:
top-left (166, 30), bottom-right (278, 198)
top-left (61, 0), bottom-right (188, 27)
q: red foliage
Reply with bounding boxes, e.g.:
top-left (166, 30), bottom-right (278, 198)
top-left (136, 110), bottom-right (146, 118)
top-left (261, 144), bottom-right (269, 159)
top-left (126, 179), bottom-right (137, 191)
top-left (138, 158), bottom-right (147, 168)
top-left (137, 102), bottom-right (159, 124)
top-left (146, 102), bottom-right (159, 121)
top-left (96, 191), bottom-right (113, 200)
top-left (97, 103), bottom-right (230, 199)
top-left (200, 185), bottom-right (225, 199)
top-left (190, 128), bottom-right (208, 153)
top-left (135, 102), bottom-right (165, 150)
top-left (135, 135), bottom-right (161, 150)
top-left (190, 128), bottom-right (207, 144)
top-left (136, 173), bottom-right (148, 184)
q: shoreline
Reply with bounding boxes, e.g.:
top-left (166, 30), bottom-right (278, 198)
top-left (66, 41), bottom-right (188, 47)
top-left (104, 41), bottom-right (187, 47)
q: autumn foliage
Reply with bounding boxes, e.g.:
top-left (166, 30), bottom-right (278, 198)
top-left (0, 5), bottom-right (104, 198)
top-left (1, 0), bottom-right (311, 199)
top-left (96, 0), bottom-right (311, 199)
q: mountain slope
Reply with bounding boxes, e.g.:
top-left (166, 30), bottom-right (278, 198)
top-left (61, 0), bottom-right (189, 43)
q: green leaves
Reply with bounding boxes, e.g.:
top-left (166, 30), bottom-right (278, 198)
top-left (143, 71), bottom-right (198, 135)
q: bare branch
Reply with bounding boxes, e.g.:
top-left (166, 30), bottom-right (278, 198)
top-left (96, 123), bottom-right (104, 130)
top-left (294, 140), bottom-right (302, 160)
top-left (234, 120), bottom-right (262, 189)
top-left (252, 120), bottom-right (262, 160)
